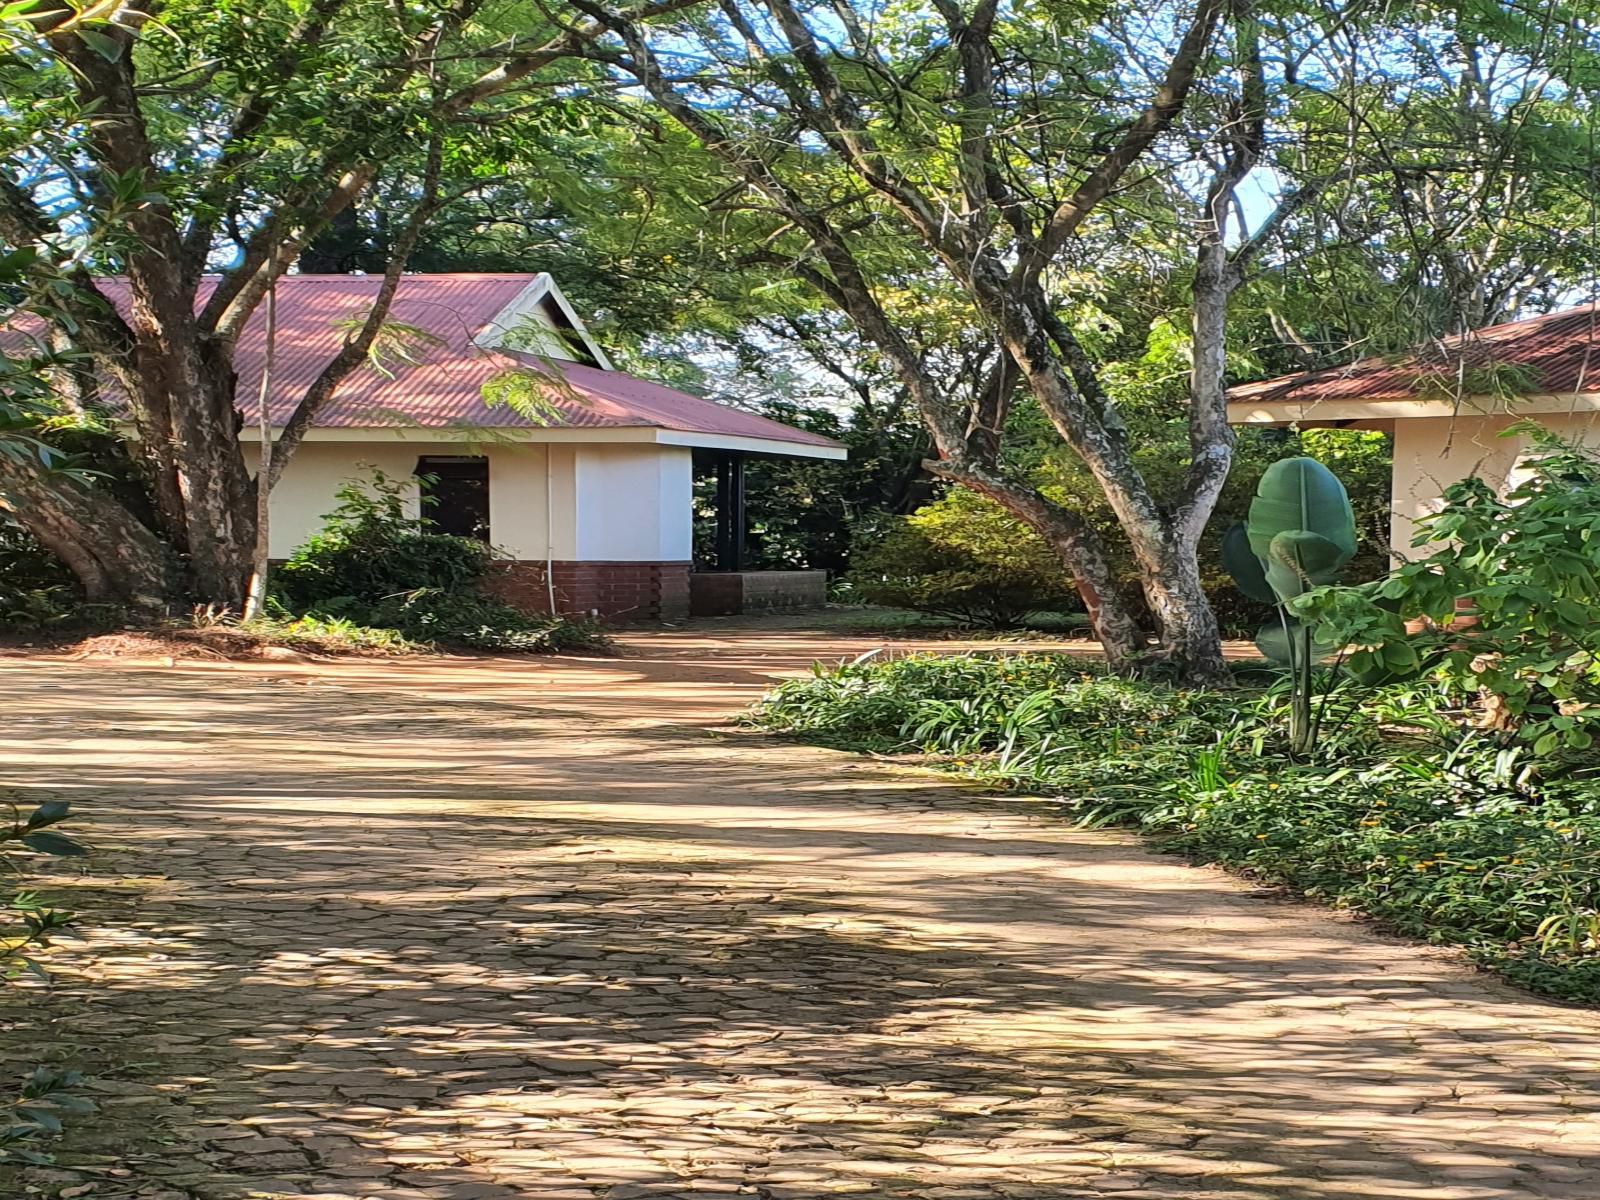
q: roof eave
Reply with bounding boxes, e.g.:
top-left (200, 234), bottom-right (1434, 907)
top-left (238, 424), bottom-right (847, 458)
top-left (1227, 391), bottom-right (1600, 425)
top-left (654, 429), bottom-right (847, 459)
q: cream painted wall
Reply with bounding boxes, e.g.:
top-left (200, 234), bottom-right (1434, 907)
top-left (266, 440), bottom-right (691, 563)
top-left (1391, 413), bottom-right (1600, 555)
top-left (268, 442), bottom-right (424, 559)
top-left (573, 444), bottom-right (694, 561)
top-left (267, 441), bottom-right (579, 560)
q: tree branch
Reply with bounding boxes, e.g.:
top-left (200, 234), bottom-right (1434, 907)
top-left (177, 0), bottom-right (354, 282)
top-left (1021, 0), bottom-right (1227, 283)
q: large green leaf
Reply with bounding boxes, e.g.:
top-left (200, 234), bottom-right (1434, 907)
top-left (1222, 522), bottom-right (1276, 604)
top-left (20, 830), bottom-right (85, 857)
top-left (1255, 620), bottom-right (1336, 665)
top-left (1265, 529), bottom-right (1353, 600)
top-left (1246, 457), bottom-right (1358, 564)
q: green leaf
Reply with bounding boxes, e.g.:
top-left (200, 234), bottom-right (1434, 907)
top-left (0, 245), bottom-right (39, 278)
top-left (1255, 620), bottom-right (1335, 664)
top-left (1266, 529), bottom-right (1352, 600)
top-left (1382, 641), bottom-right (1419, 670)
top-left (1245, 457), bottom-right (1359, 565)
top-left (24, 800), bottom-right (70, 829)
top-left (15, 1107), bottom-right (62, 1133)
top-left (1222, 522), bottom-right (1276, 604)
top-left (76, 29), bottom-right (124, 63)
top-left (1344, 650), bottom-right (1392, 686)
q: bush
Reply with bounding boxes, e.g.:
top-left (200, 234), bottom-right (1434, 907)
top-left (275, 471), bottom-right (610, 655)
top-left (3, 797), bottom-right (94, 1164)
top-left (845, 491), bottom-right (1081, 627)
top-left (1299, 426), bottom-right (1600, 762)
top-left (275, 470), bottom-right (493, 609)
top-left (751, 652), bottom-right (1600, 1004)
top-left (0, 522), bottom-right (122, 633)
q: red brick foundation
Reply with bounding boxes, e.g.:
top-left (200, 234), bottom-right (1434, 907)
top-left (484, 560), bottom-right (691, 624)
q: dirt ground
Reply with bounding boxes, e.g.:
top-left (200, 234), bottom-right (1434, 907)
top-left (2, 621), bottom-right (1599, 1199)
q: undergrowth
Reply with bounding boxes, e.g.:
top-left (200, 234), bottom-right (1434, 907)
top-left (272, 471), bottom-right (612, 656)
top-left (750, 652), bottom-right (1600, 1004)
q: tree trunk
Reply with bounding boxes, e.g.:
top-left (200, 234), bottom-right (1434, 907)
top-left (126, 324), bottom-right (257, 607)
top-left (1039, 520), bottom-right (1148, 664)
top-left (1136, 540), bottom-right (1230, 684)
top-left (0, 453), bottom-right (182, 615)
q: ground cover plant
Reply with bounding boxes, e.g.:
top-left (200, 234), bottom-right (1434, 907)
top-left (2, 797), bottom-right (94, 1164)
top-left (751, 651), bottom-right (1600, 1004)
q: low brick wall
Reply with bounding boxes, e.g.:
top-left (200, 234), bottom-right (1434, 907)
top-left (687, 572), bottom-right (744, 617)
top-left (484, 560), bottom-right (691, 624)
top-left (689, 570), bottom-right (828, 617)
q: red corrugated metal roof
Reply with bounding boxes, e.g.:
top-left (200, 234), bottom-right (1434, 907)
top-left (1228, 303), bottom-right (1600, 406)
top-left (21, 274), bottom-right (843, 450)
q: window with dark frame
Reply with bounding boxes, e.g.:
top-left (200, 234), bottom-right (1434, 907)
top-left (416, 456), bottom-right (490, 542)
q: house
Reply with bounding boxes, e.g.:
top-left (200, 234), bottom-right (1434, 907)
top-left (1227, 306), bottom-right (1600, 555)
top-left (179, 273), bottom-right (845, 622)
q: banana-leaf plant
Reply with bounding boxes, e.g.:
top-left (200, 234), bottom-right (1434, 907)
top-left (1223, 457), bottom-right (1357, 753)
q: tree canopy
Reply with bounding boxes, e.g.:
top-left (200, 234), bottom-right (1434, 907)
top-left (4, 0), bottom-right (1600, 681)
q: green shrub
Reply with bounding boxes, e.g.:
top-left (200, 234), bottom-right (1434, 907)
top-left (751, 652), bottom-right (1600, 1004)
top-left (275, 470), bottom-right (493, 610)
top-left (1299, 425), bottom-right (1600, 762)
top-left (845, 491), bottom-right (1080, 627)
top-left (3, 798), bottom-right (93, 1164)
top-left (2, 797), bottom-right (85, 984)
top-left (1, 1068), bottom-right (94, 1166)
top-left (275, 471), bottom-right (610, 655)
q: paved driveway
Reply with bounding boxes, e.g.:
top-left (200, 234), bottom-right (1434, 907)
top-left (3, 626), bottom-right (1599, 1199)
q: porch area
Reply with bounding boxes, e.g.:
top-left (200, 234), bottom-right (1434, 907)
top-left (687, 449), bottom-right (828, 619)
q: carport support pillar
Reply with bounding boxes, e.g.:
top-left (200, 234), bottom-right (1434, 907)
top-left (714, 453), bottom-right (746, 572)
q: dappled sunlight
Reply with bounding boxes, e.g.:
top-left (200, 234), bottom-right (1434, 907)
top-left (2, 634), bottom-right (1598, 1198)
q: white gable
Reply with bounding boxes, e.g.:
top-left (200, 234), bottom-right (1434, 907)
top-left (472, 273), bottom-right (613, 370)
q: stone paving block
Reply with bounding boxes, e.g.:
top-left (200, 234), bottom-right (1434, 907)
top-left (2, 642), bottom-right (1599, 1200)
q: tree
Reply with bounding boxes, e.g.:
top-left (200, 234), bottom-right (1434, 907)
top-left (1216, 19), bottom-right (1600, 369)
top-left (0, 0), bottom-right (692, 610)
top-left (581, 0), bottom-right (1600, 681)
top-left (576, 0), bottom-right (1371, 680)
